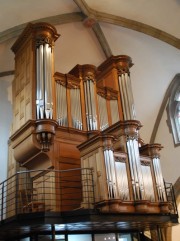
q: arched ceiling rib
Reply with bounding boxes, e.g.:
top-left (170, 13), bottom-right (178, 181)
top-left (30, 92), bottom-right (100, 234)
top-left (74, 0), bottom-right (180, 49)
top-left (0, 0), bottom-right (179, 49)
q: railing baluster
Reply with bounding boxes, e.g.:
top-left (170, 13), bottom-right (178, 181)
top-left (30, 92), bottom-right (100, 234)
top-left (15, 173), bottom-right (19, 215)
top-left (1, 182), bottom-right (4, 221)
top-left (164, 182), bottom-right (178, 214)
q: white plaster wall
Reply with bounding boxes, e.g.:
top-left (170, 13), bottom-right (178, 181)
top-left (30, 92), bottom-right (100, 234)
top-left (0, 76), bottom-right (12, 182)
top-left (0, 38), bottom-right (15, 72)
top-left (54, 22), bottom-right (105, 73)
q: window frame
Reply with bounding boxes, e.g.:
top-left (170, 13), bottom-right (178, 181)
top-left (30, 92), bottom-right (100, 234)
top-left (167, 74), bottom-right (180, 146)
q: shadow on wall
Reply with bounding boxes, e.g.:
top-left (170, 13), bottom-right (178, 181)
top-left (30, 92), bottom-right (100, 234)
top-left (0, 76), bottom-right (13, 182)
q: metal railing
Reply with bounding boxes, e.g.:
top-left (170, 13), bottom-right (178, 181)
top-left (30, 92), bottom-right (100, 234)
top-left (164, 182), bottom-right (178, 214)
top-left (0, 169), bottom-right (178, 222)
top-left (0, 168), bottom-right (94, 221)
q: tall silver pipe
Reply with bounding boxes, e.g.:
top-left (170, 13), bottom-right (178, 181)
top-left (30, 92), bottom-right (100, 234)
top-left (118, 75), bottom-right (126, 119)
top-left (126, 73), bottom-right (136, 119)
top-left (104, 149), bottom-right (117, 199)
top-left (77, 89), bottom-right (83, 130)
top-left (36, 43), bottom-right (53, 120)
top-left (36, 44), bottom-right (45, 119)
top-left (127, 138), bottom-right (145, 200)
top-left (70, 88), bottom-right (82, 130)
top-left (127, 140), bottom-right (139, 199)
top-left (141, 164), bottom-right (155, 201)
top-left (44, 43), bottom-right (53, 119)
top-left (98, 95), bottom-right (108, 131)
top-left (115, 160), bottom-right (129, 200)
top-left (153, 157), bottom-right (166, 201)
top-left (84, 80), bottom-right (97, 131)
top-left (108, 149), bottom-right (117, 198)
top-left (118, 73), bottom-right (136, 120)
top-left (104, 149), bottom-right (111, 198)
top-left (56, 83), bottom-right (67, 126)
top-left (36, 46), bottom-right (40, 119)
top-left (90, 80), bottom-right (97, 130)
top-left (122, 73), bottom-right (130, 119)
top-left (133, 139), bottom-right (145, 199)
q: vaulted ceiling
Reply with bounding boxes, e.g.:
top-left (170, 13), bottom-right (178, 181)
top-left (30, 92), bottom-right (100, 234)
top-left (0, 0), bottom-right (179, 48)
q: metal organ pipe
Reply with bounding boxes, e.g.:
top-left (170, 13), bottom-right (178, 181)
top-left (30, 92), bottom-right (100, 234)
top-left (98, 95), bottom-right (108, 131)
top-left (152, 157), bottom-right (166, 201)
top-left (122, 73), bottom-right (130, 119)
top-left (110, 100), bottom-right (119, 124)
top-left (115, 159), bottom-right (129, 200)
top-left (36, 46), bottom-right (40, 119)
top-left (90, 80), bottom-right (97, 130)
top-left (118, 75), bottom-right (126, 120)
top-left (104, 149), bottom-right (117, 199)
top-left (118, 73), bottom-right (136, 120)
top-left (141, 164), bottom-right (155, 201)
top-left (56, 83), bottom-right (67, 126)
top-left (44, 43), bottom-right (53, 119)
top-left (116, 55), bottom-right (136, 121)
top-left (84, 79), bottom-right (97, 131)
top-left (70, 88), bottom-right (82, 130)
top-left (126, 73), bottom-right (136, 118)
top-left (36, 42), bottom-right (53, 119)
top-left (125, 121), bottom-right (145, 200)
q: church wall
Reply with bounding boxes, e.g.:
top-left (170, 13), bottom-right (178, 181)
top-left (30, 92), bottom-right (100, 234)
top-left (0, 76), bottom-right (12, 182)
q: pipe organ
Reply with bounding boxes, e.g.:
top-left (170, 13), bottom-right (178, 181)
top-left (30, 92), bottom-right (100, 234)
top-left (9, 22), bottom-right (172, 217)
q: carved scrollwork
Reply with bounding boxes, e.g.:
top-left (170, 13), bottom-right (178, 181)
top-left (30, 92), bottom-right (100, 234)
top-left (36, 36), bottom-right (53, 48)
top-left (84, 71), bottom-right (96, 82)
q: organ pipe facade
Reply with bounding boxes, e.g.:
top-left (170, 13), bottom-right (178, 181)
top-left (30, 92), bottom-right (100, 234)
top-left (36, 41), bottom-right (53, 119)
top-left (117, 56), bottom-right (136, 120)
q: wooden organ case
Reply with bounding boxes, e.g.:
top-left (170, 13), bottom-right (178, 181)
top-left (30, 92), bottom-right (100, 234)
top-left (9, 22), bottom-right (172, 219)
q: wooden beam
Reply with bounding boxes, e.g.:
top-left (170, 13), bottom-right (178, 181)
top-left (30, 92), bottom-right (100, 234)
top-left (92, 23), bottom-right (112, 58)
top-left (0, 70), bottom-right (14, 77)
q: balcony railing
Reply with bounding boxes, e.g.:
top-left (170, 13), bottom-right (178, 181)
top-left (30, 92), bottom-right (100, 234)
top-left (0, 169), bottom-right (178, 222)
top-left (0, 168), bottom-right (94, 221)
top-left (164, 182), bottom-right (178, 214)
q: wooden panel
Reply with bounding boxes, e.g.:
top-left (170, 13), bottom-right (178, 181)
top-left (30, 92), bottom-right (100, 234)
top-left (12, 40), bottom-right (33, 133)
top-left (57, 158), bottom-right (81, 211)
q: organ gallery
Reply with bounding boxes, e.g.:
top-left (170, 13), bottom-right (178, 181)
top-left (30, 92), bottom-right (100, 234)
top-left (0, 22), bottom-right (178, 241)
